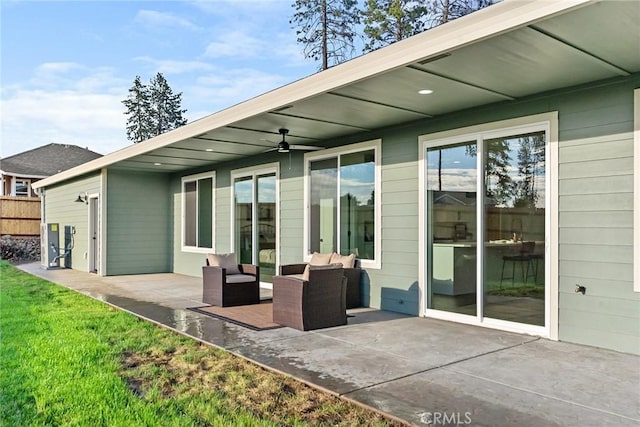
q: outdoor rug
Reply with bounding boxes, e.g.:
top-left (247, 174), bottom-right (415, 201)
top-left (188, 301), bottom-right (282, 331)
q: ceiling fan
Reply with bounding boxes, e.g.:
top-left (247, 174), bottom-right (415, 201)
top-left (268, 128), bottom-right (324, 153)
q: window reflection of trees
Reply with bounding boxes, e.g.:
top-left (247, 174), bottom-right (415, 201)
top-left (483, 132), bottom-right (545, 208)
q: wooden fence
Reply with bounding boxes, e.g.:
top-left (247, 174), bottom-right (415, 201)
top-left (0, 196), bottom-right (41, 236)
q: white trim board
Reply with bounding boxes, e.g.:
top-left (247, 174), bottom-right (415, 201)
top-left (634, 89), bottom-right (640, 292)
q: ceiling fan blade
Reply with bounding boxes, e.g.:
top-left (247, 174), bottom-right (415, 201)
top-left (289, 145), bottom-right (324, 151)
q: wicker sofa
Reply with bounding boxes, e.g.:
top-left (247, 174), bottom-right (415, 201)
top-left (272, 266), bottom-right (347, 331)
top-left (279, 252), bottom-right (362, 309)
top-left (202, 253), bottom-right (260, 307)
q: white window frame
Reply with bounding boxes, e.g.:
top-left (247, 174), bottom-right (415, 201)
top-left (230, 163), bottom-right (280, 288)
top-left (634, 89), bottom-right (640, 292)
top-left (304, 139), bottom-right (382, 269)
top-left (13, 178), bottom-right (31, 196)
top-left (181, 171), bottom-right (216, 253)
top-left (418, 112), bottom-right (559, 339)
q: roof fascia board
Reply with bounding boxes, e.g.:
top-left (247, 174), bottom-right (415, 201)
top-left (1, 171), bottom-right (49, 179)
top-left (33, 0), bottom-right (595, 190)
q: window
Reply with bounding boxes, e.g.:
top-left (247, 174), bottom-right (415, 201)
top-left (305, 140), bottom-right (381, 268)
top-left (419, 112), bottom-right (558, 338)
top-left (182, 172), bottom-right (215, 251)
top-left (231, 164), bottom-right (279, 284)
top-left (14, 179), bottom-right (31, 196)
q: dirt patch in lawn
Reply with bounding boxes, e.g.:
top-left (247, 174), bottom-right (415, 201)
top-left (121, 344), bottom-right (407, 426)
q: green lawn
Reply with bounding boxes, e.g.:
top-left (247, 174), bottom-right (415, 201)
top-left (0, 261), bottom-right (401, 426)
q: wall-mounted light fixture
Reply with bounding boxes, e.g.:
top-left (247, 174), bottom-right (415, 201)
top-left (74, 193), bottom-right (88, 204)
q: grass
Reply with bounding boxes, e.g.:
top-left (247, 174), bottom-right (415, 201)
top-left (0, 261), bottom-right (403, 426)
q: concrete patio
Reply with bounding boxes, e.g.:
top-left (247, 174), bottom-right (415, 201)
top-left (17, 263), bottom-right (640, 426)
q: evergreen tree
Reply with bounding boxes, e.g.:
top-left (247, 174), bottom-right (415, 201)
top-left (362, 0), bottom-right (426, 52)
top-left (122, 73), bottom-right (187, 144)
top-left (514, 135), bottom-right (545, 208)
top-left (362, 0), bottom-right (494, 53)
top-left (148, 72), bottom-right (188, 136)
top-left (426, 0), bottom-right (494, 27)
top-left (291, 0), bottom-right (360, 70)
top-left (485, 140), bottom-right (514, 207)
top-left (122, 76), bottom-right (152, 143)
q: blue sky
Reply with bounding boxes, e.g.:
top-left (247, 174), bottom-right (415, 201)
top-left (1, 0), bottom-right (320, 158)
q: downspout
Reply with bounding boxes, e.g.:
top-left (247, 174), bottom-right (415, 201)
top-left (35, 187), bottom-right (45, 224)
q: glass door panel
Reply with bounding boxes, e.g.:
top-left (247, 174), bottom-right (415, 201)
top-left (310, 158), bottom-right (337, 254)
top-left (257, 174), bottom-right (276, 283)
top-left (483, 132), bottom-right (545, 326)
top-left (339, 150), bottom-right (375, 259)
top-left (427, 141), bottom-right (478, 315)
top-left (234, 176), bottom-right (253, 265)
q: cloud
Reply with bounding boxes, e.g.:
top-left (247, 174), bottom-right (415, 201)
top-left (1, 65), bottom-right (130, 157)
top-left (2, 89), bottom-right (128, 157)
top-left (187, 67), bottom-right (290, 113)
top-left (202, 31), bottom-right (267, 59)
top-left (133, 9), bottom-right (201, 32)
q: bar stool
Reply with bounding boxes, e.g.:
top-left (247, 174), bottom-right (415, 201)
top-left (500, 241), bottom-right (535, 288)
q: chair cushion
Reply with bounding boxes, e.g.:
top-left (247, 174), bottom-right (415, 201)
top-left (302, 263), bottom-right (343, 281)
top-left (207, 253), bottom-right (241, 275)
top-left (225, 274), bottom-right (258, 283)
top-left (330, 252), bottom-right (355, 268)
top-left (309, 252), bottom-right (332, 265)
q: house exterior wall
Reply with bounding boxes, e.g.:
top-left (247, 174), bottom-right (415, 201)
top-left (555, 82), bottom-right (638, 354)
top-left (105, 170), bottom-right (172, 275)
top-left (41, 173), bottom-right (101, 271)
top-left (166, 75), bottom-right (639, 354)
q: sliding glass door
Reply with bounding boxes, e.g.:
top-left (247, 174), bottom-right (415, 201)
top-left (233, 167), bottom-right (278, 284)
top-left (425, 125), bottom-right (547, 330)
top-left (483, 132), bottom-right (545, 326)
top-left (426, 141), bottom-right (478, 316)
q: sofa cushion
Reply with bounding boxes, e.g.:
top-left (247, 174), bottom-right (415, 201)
top-left (302, 263), bottom-right (343, 281)
top-left (309, 252), bottom-right (333, 265)
top-left (330, 252), bottom-right (355, 268)
top-left (207, 253), bottom-right (241, 275)
top-left (225, 273), bottom-right (258, 284)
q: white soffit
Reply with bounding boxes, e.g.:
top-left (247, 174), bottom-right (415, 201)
top-left (533, 1), bottom-right (640, 73)
top-left (332, 67), bottom-right (511, 115)
top-left (415, 26), bottom-right (630, 99)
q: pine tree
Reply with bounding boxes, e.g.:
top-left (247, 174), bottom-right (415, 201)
top-left (362, 0), bottom-right (494, 53)
top-left (426, 0), bottom-right (494, 27)
top-left (122, 76), bottom-right (152, 143)
top-left (122, 73), bottom-right (187, 144)
top-left (148, 73), bottom-right (187, 136)
top-left (291, 0), bottom-right (360, 70)
top-left (362, 0), bottom-right (427, 52)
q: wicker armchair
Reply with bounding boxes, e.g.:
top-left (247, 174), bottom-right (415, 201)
top-left (280, 259), bottom-right (361, 308)
top-left (272, 267), bottom-right (347, 331)
top-left (202, 256), bottom-right (260, 307)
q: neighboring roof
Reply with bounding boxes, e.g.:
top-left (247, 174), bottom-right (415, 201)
top-left (33, 0), bottom-right (640, 189)
top-left (1, 143), bottom-right (102, 177)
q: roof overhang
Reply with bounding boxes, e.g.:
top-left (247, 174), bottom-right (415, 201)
top-left (33, 0), bottom-right (640, 189)
top-left (0, 170), bottom-right (49, 179)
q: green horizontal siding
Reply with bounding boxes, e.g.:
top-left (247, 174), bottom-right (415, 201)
top-left (43, 173), bottom-right (101, 272)
top-left (106, 170), bottom-right (171, 275)
top-left (555, 78), bottom-right (637, 354)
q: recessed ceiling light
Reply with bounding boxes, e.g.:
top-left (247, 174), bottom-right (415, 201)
top-left (418, 89), bottom-right (433, 95)
top-left (154, 162), bottom-right (162, 166)
top-left (205, 148), bottom-right (214, 152)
